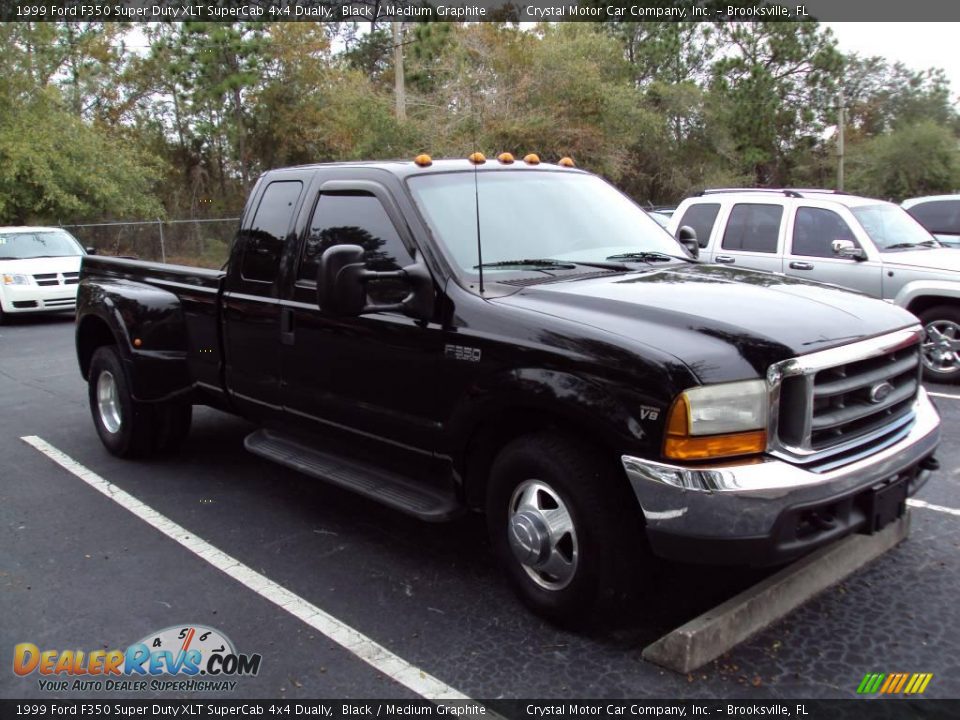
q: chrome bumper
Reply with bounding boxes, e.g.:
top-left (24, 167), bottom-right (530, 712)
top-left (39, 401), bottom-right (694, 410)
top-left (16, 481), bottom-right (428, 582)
top-left (621, 389), bottom-right (940, 542)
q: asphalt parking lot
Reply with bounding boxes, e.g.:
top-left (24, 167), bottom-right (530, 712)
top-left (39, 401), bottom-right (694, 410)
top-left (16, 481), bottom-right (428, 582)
top-left (2, 314), bottom-right (959, 700)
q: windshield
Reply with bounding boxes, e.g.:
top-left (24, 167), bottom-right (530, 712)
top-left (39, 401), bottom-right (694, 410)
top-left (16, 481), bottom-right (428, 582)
top-left (407, 171), bottom-right (683, 275)
top-left (850, 204), bottom-right (940, 251)
top-left (0, 229), bottom-right (84, 260)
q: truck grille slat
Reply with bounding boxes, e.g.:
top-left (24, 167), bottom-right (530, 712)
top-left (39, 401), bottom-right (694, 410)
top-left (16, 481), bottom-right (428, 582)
top-left (774, 330), bottom-right (922, 469)
top-left (811, 379), bottom-right (917, 432)
top-left (813, 353), bottom-right (918, 398)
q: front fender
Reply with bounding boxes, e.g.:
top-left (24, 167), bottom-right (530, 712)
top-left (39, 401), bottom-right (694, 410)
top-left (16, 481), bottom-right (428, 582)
top-left (893, 280), bottom-right (960, 311)
top-left (445, 367), bottom-right (674, 467)
top-left (76, 279), bottom-right (191, 402)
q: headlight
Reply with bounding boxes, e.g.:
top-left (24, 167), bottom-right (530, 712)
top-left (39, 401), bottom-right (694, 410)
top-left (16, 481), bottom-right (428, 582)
top-left (1, 273), bottom-right (31, 286)
top-left (663, 379), bottom-right (768, 461)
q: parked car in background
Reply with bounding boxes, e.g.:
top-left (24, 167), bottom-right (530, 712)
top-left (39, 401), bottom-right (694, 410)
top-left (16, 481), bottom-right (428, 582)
top-left (903, 195), bottom-right (960, 248)
top-left (648, 210), bottom-right (672, 228)
top-left (0, 227), bottom-right (86, 324)
top-left (667, 189), bottom-right (960, 382)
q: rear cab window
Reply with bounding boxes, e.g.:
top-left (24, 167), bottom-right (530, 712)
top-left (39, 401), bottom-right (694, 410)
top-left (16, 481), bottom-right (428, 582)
top-left (721, 204), bottom-right (784, 254)
top-left (239, 180), bottom-right (304, 286)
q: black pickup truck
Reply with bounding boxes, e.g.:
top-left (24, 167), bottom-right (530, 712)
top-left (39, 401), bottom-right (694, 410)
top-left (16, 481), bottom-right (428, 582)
top-left (76, 156), bottom-right (941, 624)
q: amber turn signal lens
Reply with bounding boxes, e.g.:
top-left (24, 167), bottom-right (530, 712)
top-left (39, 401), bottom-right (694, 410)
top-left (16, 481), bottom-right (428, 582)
top-left (468, 152), bottom-right (486, 164)
top-left (413, 154), bottom-right (432, 167)
top-left (558, 157), bottom-right (575, 167)
top-left (663, 430), bottom-right (767, 461)
top-left (497, 152), bottom-right (515, 164)
top-left (133, 338), bottom-right (143, 348)
top-left (523, 153), bottom-right (540, 165)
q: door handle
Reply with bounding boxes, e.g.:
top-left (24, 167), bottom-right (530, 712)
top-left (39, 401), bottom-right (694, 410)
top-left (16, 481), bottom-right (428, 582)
top-left (789, 261), bottom-right (814, 271)
top-left (280, 308), bottom-right (295, 346)
top-left (715, 255), bottom-right (736, 264)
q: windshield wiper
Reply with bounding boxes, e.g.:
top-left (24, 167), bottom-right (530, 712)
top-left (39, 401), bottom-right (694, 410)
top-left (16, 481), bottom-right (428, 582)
top-left (473, 258), bottom-right (577, 269)
top-left (605, 251), bottom-right (691, 263)
top-left (884, 243), bottom-right (920, 250)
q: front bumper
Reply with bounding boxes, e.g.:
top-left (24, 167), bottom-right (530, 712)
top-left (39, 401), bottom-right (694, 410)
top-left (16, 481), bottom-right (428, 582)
top-left (622, 389), bottom-right (940, 566)
top-left (0, 284), bottom-right (78, 314)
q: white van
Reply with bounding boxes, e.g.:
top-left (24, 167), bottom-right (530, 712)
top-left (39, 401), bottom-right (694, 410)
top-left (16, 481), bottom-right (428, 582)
top-left (0, 226), bottom-right (86, 323)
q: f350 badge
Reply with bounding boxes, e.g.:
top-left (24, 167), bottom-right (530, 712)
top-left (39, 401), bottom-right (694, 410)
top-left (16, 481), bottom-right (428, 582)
top-left (444, 344), bottom-right (482, 363)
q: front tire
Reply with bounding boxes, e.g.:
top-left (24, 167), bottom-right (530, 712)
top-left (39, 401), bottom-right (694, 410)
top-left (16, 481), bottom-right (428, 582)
top-left (486, 432), bottom-right (649, 627)
top-left (919, 305), bottom-right (960, 383)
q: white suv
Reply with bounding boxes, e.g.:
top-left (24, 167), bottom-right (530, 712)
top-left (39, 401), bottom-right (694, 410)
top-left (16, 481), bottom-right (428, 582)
top-left (0, 227), bottom-right (87, 323)
top-left (667, 189), bottom-right (960, 383)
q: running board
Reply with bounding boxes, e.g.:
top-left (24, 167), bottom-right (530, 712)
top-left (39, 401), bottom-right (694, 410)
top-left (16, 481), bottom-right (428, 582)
top-left (244, 429), bottom-right (462, 522)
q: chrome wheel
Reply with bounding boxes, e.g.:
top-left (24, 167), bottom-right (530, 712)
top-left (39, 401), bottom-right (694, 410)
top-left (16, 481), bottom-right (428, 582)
top-left (507, 480), bottom-right (579, 591)
top-left (922, 320), bottom-right (960, 377)
top-left (96, 370), bottom-right (122, 434)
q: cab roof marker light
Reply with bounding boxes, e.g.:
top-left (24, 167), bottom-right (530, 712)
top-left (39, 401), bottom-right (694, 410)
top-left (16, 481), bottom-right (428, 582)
top-left (558, 157), bottom-right (575, 167)
top-left (468, 152), bottom-right (486, 165)
top-left (413, 154), bottom-right (432, 167)
top-left (497, 152), bottom-right (515, 164)
top-left (523, 154), bottom-right (540, 165)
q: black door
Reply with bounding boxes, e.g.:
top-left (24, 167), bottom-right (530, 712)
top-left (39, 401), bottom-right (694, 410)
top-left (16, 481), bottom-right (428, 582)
top-left (280, 186), bottom-right (445, 457)
top-left (222, 178), bottom-right (305, 420)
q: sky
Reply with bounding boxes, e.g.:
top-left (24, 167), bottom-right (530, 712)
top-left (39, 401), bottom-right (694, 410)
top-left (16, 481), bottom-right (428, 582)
top-left (824, 23), bottom-right (960, 99)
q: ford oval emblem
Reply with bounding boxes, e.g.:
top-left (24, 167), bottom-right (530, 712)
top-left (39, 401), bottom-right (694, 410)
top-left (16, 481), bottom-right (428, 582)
top-left (869, 381), bottom-right (894, 404)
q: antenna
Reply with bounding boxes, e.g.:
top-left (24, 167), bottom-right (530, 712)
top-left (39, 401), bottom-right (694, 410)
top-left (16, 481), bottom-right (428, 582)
top-left (474, 157), bottom-right (484, 294)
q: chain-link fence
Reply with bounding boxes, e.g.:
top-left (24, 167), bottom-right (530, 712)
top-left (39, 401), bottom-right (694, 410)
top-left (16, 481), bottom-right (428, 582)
top-left (61, 218), bottom-right (240, 268)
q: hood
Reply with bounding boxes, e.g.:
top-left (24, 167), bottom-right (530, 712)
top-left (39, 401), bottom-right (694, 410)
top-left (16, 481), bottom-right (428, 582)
top-left (0, 255), bottom-right (83, 275)
top-left (882, 247), bottom-right (960, 272)
top-left (492, 264), bottom-right (918, 384)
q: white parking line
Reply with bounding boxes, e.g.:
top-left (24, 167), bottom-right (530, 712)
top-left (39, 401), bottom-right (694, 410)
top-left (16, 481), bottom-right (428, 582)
top-left (908, 498), bottom-right (960, 518)
top-left (21, 435), bottom-right (469, 701)
top-left (927, 391), bottom-right (960, 401)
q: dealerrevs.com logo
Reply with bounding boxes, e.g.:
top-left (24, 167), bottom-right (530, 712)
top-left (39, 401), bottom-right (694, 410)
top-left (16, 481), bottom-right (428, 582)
top-left (13, 624), bottom-right (262, 692)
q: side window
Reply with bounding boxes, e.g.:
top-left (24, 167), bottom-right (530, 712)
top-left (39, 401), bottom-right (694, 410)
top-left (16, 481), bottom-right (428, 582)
top-left (721, 204), bottom-right (783, 254)
top-left (299, 193), bottom-right (415, 305)
top-left (241, 181), bottom-right (303, 283)
top-left (791, 207), bottom-right (857, 258)
top-left (675, 203), bottom-right (721, 248)
top-left (908, 200), bottom-right (960, 234)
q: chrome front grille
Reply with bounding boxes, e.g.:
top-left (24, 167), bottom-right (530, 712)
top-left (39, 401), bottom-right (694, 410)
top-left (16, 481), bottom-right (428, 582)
top-left (770, 327), bottom-right (923, 471)
top-left (809, 346), bottom-right (918, 449)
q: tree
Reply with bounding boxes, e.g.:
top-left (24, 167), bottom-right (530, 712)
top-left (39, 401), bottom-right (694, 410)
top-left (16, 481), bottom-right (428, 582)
top-left (709, 22), bottom-right (842, 185)
top-left (843, 55), bottom-right (958, 138)
top-left (846, 121), bottom-right (959, 201)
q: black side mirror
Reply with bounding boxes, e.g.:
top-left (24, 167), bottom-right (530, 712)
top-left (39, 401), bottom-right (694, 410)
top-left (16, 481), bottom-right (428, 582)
top-left (317, 244), bottom-right (434, 321)
top-left (677, 226), bottom-right (699, 259)
top-left (85, 247), bottom-right (97, 255)
top-left (318, 245), bottom-right (367, 316)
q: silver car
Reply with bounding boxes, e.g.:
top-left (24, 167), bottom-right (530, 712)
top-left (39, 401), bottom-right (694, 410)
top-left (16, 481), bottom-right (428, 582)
top-left (668, 189), bottom-right (960, 382)
top-left (903, 195), bottom-right (960, 248)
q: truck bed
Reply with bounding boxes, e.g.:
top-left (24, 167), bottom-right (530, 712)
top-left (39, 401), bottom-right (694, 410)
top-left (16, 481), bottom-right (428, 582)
top-left (78, 256), bottom-right (227, 402)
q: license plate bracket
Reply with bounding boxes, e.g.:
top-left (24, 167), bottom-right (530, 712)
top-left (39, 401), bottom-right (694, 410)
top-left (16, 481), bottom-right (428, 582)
top-left (864, 476), bottom-right (908, 534)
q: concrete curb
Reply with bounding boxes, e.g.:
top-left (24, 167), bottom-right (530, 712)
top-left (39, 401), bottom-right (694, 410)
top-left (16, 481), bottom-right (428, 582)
top-left (642, 511), bottom-right (912, 674)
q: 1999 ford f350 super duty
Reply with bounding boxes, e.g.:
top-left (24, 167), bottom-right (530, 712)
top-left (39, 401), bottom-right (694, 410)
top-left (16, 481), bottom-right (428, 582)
top-left (76, 155), bottom-right (941, 624)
